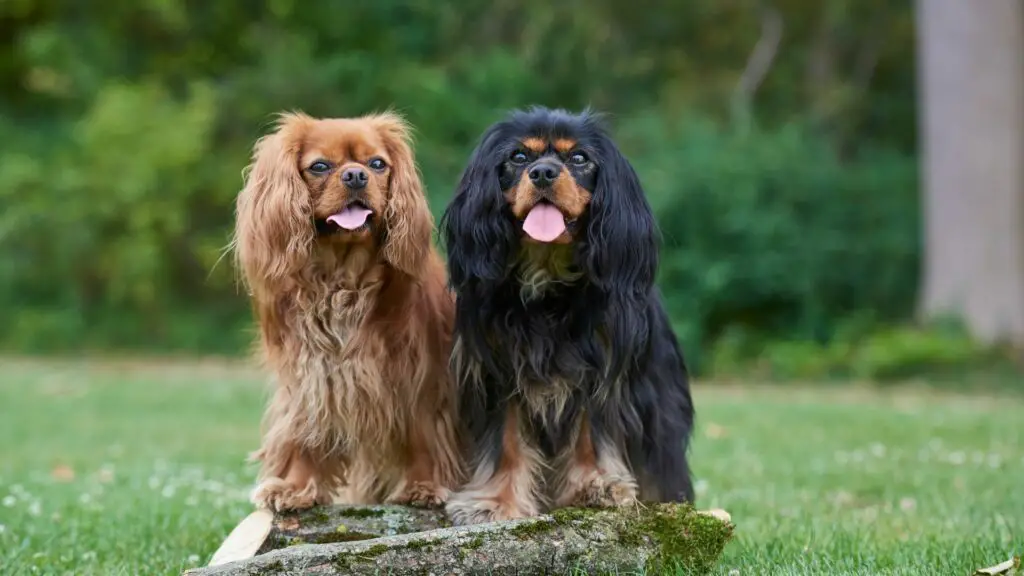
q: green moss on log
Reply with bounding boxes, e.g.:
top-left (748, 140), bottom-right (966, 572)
top-left (337, 507), bottom-right (386, 519)
top-left (616, 504), bottom-right (735, 573)
top-left (311, 530), bottom-right (377, 544)
top-left (507, 518), bottom-right (557, 539)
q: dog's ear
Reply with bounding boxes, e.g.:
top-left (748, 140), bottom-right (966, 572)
top-left (372, 112), bottom-right (433, 277)
top-left (440, 125), bottom-right (517, 291)
top-left (583, 131), bottom-right (659, 295)
top-left (582, 129), bottom-right (660, 376)
top-left (234, 113), bottom-right (315, 295)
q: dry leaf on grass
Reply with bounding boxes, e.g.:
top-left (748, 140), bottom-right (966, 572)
top-left (705, 423), bottom-right (728, 439)
top-left (974, 556), bottom-right (1021, 576)
top-left (51, 465), bottom-right (75, 482)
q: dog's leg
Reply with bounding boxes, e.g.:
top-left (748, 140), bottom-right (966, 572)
top-left (553, 414), bottom-right (638, 509)
top-left (385, 412), bottom-right (461, 508)
top-left (445, 404), bottom-right (544, 525)
top-left (384, 358), bottom-right (464, 508)
top-left (249, 388), bottom-right (341, 512)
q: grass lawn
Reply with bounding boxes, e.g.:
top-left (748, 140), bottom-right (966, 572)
top-left (0, 358), bottom-right (1021, 575)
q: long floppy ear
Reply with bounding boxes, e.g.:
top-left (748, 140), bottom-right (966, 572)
top-left (233, 113), bottom-right (314, 296)
top-left (582, 131), bottom-right (660, 378)
top-left (371, 112), bottom-right (433, 277)
top-left (439, 126), bottom-right (517, 292)
top-left (583, 133), bottom-right (659, 295)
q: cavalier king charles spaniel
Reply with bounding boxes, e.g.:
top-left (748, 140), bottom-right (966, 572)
top-left (233, 111), bottom-right (462, 512)
top-left (440, 107), bottom-right (695, 524)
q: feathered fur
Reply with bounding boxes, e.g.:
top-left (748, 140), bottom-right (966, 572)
top-left (233, 111), bottom-right (462, 511)
top-left (440, 107), bottom-right (695, 524)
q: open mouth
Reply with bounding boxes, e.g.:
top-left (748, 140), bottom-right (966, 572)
top-left (522, 200), bottom-right (568, 243)
top-left (317, 201), bottom-right (374, 234)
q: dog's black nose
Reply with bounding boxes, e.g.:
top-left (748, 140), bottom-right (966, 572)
top-left (528, 161), bottom-right (560, 188)
top-left (341, 167), bottom-right (368, 189)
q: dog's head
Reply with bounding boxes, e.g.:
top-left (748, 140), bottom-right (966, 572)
top-left (442, 106), bottom-right (658, 295)
top-left (234, 111), bottom-right (432, 289)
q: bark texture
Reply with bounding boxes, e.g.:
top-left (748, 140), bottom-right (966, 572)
top-left (917, 0), bottom-right (1024, 346)
top-left (255, 504), bottom-right (450, 554)
top-left (185, 504), bottom-right (734, 576)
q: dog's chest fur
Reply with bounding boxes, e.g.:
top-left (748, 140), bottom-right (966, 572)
top-left (514, 243), bottom-right (583, 302)
top-left (464, 243), bottom-right (608, 426)
top-left (274, 249), bottom-right (399, 457)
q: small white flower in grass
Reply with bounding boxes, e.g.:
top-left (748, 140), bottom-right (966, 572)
top-left (203, 480), bottom-right (225, 494)
top-left (988, 454), bottom-right (1003, 469)
top-left (81, 551), bottom-right (97, 562)
top-left (161, 485), bottom-right (176, 498)
top-left (2, 495), bottom-right (15, 507)
top-left (899, 497), bottom-right (916, 512)
top-left (98, 464), bottom-right (115, 484)
top-left (188, 554), bottom-right (200, 564)
top-left (870, 443), bottom-right (886, 458)
top-left (0, 524), bottom-right (6, 533)
top-left (28, 501), bottom-right (41, 516)
top-left (948, 451), bottom-right (966, 465)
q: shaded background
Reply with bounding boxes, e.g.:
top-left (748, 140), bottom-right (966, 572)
top-left (1, 0), bottom-right (1021, 383)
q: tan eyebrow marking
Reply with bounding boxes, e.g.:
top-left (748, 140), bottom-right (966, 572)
top-left (521, 137), bottom-right (547, 154)
top-left (553, 138), bottom-right (577, 153)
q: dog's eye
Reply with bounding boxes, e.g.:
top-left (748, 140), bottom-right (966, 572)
top-left (368, 158), bottom-right (387, 171)
top-left (569, 152), bottom-right (588, 166)
top-left (510, 150), bottom-right (528, 164)
top-left (308, 161), bottom-right (331, 173)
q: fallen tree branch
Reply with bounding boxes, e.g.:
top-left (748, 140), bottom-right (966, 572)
top-left (185, 504), bottom-right (733, 576)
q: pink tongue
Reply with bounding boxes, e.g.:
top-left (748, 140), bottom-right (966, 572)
top-left (522, 203), bottom-right (566, 242)
top-left (326, 206), bottom-right (373, 230)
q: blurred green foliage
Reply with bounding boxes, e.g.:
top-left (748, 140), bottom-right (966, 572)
top-left (1, 0), bottom-right (949, 378)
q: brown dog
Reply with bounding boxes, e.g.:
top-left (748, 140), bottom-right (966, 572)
top-left (233, 111), bottom-right (462, 512)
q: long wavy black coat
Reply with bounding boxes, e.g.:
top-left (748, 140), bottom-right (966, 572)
top-left (440, 106), bottom-right (695, 525)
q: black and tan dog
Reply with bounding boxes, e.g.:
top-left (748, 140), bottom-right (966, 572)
top-left (440, 106), bottom-right (696, 525)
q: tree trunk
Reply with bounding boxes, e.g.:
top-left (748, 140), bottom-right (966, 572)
top-left (917, 0), bottom-right (1024, 347)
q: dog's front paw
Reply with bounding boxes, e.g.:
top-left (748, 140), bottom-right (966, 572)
top-left (573, 476), bottom-right (638, 509)
top-left (387, 481), bottom-right (450, 509)
top-left (251, 478), bottom-right (329, 512)
top-left (444, 492), bottom-right (535, 525)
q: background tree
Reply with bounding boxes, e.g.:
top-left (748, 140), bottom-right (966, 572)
top-left (917, 0), bottom-right (1024, 348)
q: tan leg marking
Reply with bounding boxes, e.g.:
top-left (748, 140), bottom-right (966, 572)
top-left (445, 405), bottom-right (544, 524)
top-left (554, 416), bottom-right (638, 509)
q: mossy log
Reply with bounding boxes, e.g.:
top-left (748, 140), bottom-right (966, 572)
top-left (185, 504), bottom-right (733, 576)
